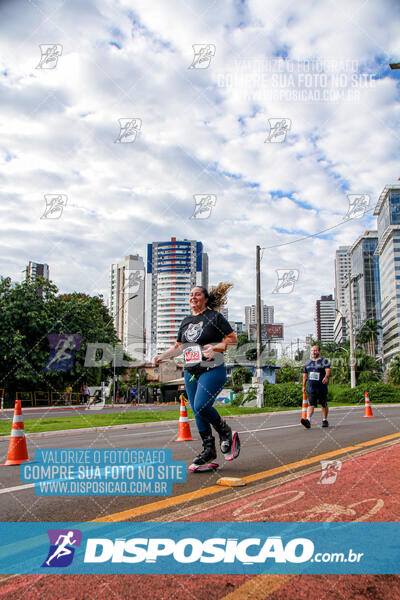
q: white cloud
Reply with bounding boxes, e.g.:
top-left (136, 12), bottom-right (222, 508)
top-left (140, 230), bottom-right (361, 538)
top-left (0, 0), bottom-right (399, 350)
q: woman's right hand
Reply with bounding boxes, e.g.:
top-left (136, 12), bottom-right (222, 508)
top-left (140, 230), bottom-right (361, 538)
top-left (152, 355), bottom-right (162, 367)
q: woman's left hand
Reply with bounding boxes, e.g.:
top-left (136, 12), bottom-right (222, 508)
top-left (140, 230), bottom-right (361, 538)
top-left (202, 344), bottom-right (216, 360)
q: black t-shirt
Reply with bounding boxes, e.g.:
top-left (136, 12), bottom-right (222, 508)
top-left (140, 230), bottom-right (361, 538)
top-left (304, 358), bottom-right (330, 394)
top-left (177, 308), bottom-right (233, 374)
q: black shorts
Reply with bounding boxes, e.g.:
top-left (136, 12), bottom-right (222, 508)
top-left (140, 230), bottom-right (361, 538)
top-left (308, 391), bottom-right (328, 408)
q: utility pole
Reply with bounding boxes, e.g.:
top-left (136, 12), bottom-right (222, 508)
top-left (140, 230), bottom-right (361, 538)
top-left (346, 272), bottom-right (359, 389)
top-left (256, 245), bottom-right (263, 407)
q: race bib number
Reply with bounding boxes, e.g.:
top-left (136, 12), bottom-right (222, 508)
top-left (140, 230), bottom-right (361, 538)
top-left (183, 345), bottom-right (202, 365)
top-left (309, 372), bottom-right (320, 381)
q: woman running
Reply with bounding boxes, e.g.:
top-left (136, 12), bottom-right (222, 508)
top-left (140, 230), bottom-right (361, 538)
top-left (152, 283), bottom-right (239, 468)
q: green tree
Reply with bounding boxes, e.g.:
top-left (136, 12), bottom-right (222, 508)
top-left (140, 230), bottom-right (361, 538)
top-left (236, 333), bottom-right (249, 347)
top-left (275, 365), bottom-right (300, 383)
top-left (356, 319), bottom-right (382, 356)
top-left (0, 277), bottom-right (123, 401)
top-left (328, 348), bottom-right (382, 385)
top-left (388, 355), bottom-right (400, 385)
top-left (231, 366), bottom-right (252, 392)
top-left (245, 343), bottom-right (266, 362)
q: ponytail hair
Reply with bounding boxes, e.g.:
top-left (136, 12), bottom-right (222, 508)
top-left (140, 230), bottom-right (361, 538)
top-left (194, 282), bottom-right (233, 311)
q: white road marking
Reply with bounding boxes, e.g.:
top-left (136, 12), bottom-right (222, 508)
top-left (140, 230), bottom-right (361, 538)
top-left (0, 483), bottom-right (35, 495)
top-left (98, 424), bottom-right (299, 439)
top-left (238, 424), bottom-right (299, 434)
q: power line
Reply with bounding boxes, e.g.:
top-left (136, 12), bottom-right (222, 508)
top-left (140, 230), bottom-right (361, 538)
top-left (262, 207), bottom-right (375, 250)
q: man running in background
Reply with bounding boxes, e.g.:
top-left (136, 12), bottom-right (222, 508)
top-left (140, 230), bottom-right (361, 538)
top-left (302, 345), bottom-right (331, 429)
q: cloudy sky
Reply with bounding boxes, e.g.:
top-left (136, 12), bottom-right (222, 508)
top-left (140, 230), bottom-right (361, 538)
top-left (1, 0), bottom-right (399, 349)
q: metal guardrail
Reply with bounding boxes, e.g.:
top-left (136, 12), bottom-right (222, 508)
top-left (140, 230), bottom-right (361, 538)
top-left (16, 391), bottom-right (34, 406)
top-left (11, 391), bottom-right (83, 407)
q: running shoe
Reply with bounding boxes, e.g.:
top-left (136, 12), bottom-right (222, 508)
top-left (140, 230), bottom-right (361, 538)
top-left (301, 418), bottom-right (311, 429)
top-left (225, 431), bottom-right (240, 461)
top-left (322, 420), bottom-right (329, 428)
top-left (192, 435), bottom-right (217, 465)
top-left (216, 419), bottom-right (233, 454)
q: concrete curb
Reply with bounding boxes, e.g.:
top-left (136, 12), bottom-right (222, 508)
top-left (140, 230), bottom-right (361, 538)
top-left (0, 403), bottom-right (396, 442)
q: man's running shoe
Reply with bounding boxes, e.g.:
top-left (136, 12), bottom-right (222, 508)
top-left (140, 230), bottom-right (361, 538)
top-left (322, 419), bottom-right (329, 428)
top-left (301, 418), bottom-right (311, 429)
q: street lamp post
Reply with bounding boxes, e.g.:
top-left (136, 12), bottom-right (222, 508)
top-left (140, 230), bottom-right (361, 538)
top-left (255, 245), bottom-right (263, 408)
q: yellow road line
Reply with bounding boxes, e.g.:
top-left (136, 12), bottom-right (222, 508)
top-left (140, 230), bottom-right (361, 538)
top-left (241, 431), bottom-right (400, 484)
top-left (93, 431), bottom-right (400, 523)
top-left (93, 485), bottom-right (225, 522)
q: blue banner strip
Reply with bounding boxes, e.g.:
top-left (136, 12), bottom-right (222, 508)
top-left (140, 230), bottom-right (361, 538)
top-left (0, 522), bottom-right (399, 574)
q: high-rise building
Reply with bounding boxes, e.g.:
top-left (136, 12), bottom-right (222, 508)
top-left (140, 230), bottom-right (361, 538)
top-left (349, 231), bottom-right (381, 332)
top-left (24, 261), bottom-right (49, 283)
top-left (220, 307), bottom-right (229, 320)
top-left (244, 302), bottom-right (274, 325)
top-left (109, 254), bottom-right (145, 360)
top-left (316, 295), bottom-right (336, 344)
top-left (333, 313), bottom-right (347, 346)
top-left (230, 321), bottom-right (243, 334)
top-left (374, 184), bottom-right (400, 363)
top-left (334, 247), bottom-right (351, 342)
top-left (146, 238), bottom-right (208, 355)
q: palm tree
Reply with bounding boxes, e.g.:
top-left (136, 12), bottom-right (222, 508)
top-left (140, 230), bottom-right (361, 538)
top-left (356, 319), bottom-right (382, 356)
top-left (388, 355), bottom-right (400, 385)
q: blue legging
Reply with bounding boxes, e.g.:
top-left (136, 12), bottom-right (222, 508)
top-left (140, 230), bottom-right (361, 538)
top-left (184, 364), bottom-right (226, 435)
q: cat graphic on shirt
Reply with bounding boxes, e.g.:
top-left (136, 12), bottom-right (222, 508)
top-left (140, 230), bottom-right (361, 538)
top-left (184, 322), bottom-right (203, 342)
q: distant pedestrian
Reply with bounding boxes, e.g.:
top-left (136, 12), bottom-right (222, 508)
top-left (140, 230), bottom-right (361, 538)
top-left (129, 385), bottom-right (137, 406)
top-left (80, 384), bottom-right (90, 405)
top-left (302, 345), bottom-right (331, 429)
top-left (64, 384), bottom-right (73, 406)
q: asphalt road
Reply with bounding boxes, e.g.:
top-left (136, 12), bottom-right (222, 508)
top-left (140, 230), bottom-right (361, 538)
top-left (0, 404), bottom-right (399, 522)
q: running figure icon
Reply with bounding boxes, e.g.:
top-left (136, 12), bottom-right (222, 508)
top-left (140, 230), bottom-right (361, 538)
top-left (45, 531), bottom-right (77, 566)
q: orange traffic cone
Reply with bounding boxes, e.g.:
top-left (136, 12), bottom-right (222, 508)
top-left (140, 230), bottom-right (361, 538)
top-left (1, 399), bottom-right (29, 465)
top-left (174, 395), bottom-right (194, 441)
top-left (301, 392), bottom-right (308, 420)
top-left (364, 391), bottom-right (374, 418)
